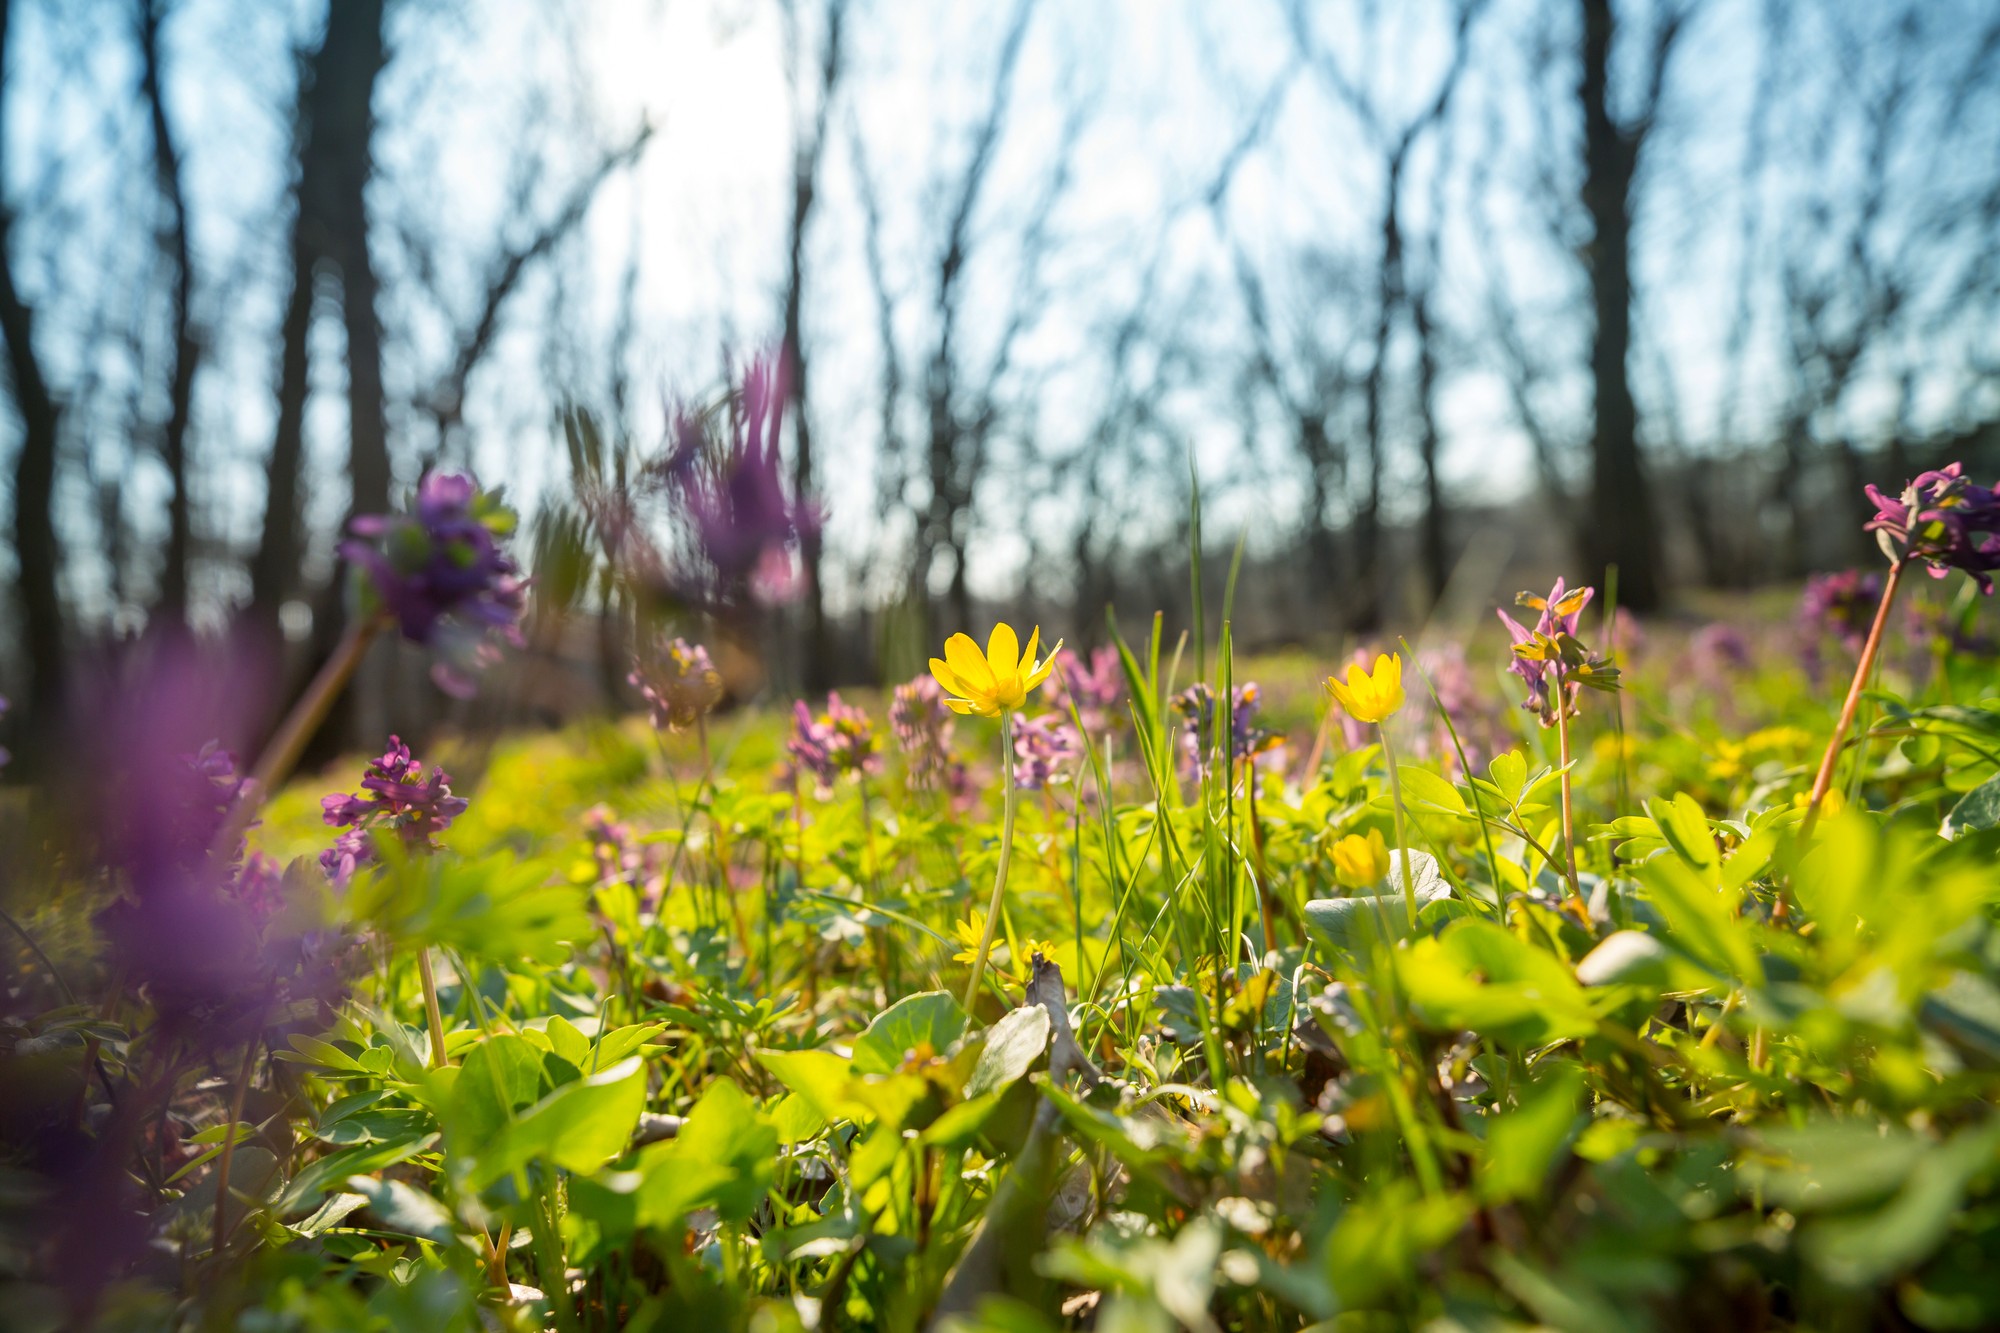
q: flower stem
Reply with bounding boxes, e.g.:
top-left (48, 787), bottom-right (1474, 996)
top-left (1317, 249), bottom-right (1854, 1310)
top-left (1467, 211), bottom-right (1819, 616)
top-left (210, 612), bottom-right (385, 862)
top-left (963, 711), bottom-right (1018, 1011)
top-left (1802, 558), bottom-right (1907, 837)
top-left (1379, 723), bottom-right (1418, 929)
top-left (416, 947), bottom-right (449, 1069)
top-left (209, 1034), bottom-right (259, 1259)
top-left (1553, 700), bottom-right (1584, 909)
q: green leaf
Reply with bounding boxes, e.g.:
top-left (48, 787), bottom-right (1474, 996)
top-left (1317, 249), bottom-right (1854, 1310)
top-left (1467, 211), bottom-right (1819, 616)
top-left (1943, 773), bottom-right (2000, 838)
top-left (1637, 856), bottom-right (1763, 987)
top-left (1397, 920), bottom-right (1597, 1046)
top-left (1481, 1063), bottom-right (1584, 1202)
top-left (965, 1005), bottom-right (1050, 1099)
top-left (1395, 765), bottom-right (1469, 818)
top-left (1647, 794), bottom-right (1718, 878)
top-left (757, 1048), bottom-right (860, 1123)
top-left (635, 1078), bottom-right (775, 1227)
top-left (462, 1056), bottom-right (647, 1192)
top-left (1801, 1122), bottom-right (2000, 1287)
top-left (850, 991), bottom-right (968, 1075)
top-left (444, 1034), bottom-right (544, 1153)
top-left (345, 1174), bottom-right (456, 1244)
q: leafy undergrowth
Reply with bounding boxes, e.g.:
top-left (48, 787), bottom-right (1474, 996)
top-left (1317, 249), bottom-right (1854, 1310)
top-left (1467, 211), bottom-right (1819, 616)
top-left (9, 594), bottom-right (2000, 1333)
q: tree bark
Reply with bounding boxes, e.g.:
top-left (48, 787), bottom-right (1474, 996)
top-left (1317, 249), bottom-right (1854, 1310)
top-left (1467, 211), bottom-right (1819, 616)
top-left (0, 0), bottom-right (67, 747)
top-left (1578, 0), bottom-right (1664, 610)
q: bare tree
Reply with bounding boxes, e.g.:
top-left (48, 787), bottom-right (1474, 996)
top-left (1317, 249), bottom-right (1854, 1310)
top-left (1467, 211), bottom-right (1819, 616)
top-left (1574, 0), bottom-right (1692, 611)
top-left (136, 0), bottom-right (198, 628)
top-left (249, 0), bottom-right (391, 636)
top-left (0, 0), bottom-right (66, 752)
top-left (779, 0), bottom-right (846, 691)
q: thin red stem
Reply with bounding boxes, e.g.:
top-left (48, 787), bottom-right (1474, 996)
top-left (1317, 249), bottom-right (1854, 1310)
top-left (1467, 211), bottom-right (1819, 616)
top-left (1802, 559), bottom-right (1907, 836)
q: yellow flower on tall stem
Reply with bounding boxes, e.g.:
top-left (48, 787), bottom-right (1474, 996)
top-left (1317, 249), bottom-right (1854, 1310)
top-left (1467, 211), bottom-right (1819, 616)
top-left (1326, 652), bottom-right (1406, 725)
top-left (932, 622), bottom-right (1061, 1008)
top-left (1325, 654), bottom-right (1418, 926)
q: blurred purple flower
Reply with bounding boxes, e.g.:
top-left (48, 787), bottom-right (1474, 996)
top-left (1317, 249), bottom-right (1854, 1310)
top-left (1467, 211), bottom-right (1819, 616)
top-left (1865, 462), bottom-right (2000, 590)
top-left (1799, 570), bottom-right (1882, 657)
top-left (0, 692), bottom-right (9, 771)
top-left (629, 636), bottom-right (724, 732)
top-left (1174, 681), bottom-right (1281, 781)
top-left (1497, 578), bottom-right (1595, 726)
top-left (1412, 643), bottom-right (1504, 774)
top-left (1056, 646), bottom-right (1125, 732)
top-left (1013, 713), bottom-right (1083, 790)
top-left (319, 736), bottom-right (469, 883)
top-left (582, 803), bottom-right (662, 901)
top-left (655, 352), bottom-right (821, 609)
top-left (1689, 622), bottom-right (1754, 689)
top-left (341, 472), bottom-right (527, 697)
top-left (786, 692), bottom-right (882, 797)
top-left (890, 674), bottom-right (958, 792)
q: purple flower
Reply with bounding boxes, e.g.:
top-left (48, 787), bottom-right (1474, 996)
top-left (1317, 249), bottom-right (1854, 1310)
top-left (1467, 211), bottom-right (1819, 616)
top-left (1173, 681), bottom-right (1281, 781)
top-left (1412, 643), bottom-right (1504, 774)
top-left (1690, 622), bottom-right (1754, 680)
top-left (1055, 646), bottom-right (1125, 732)
top-left (653, 353), bottom-right (821, 610)
top-left (786, 692), bottom-right (882, 797)
top-left (1497, 578), bottom-right (1610, 726)
top-left (582, 803), bottom-right (661, 898)
top-left (1865, 462), bottom-right (2000, 590)
top-left (1800, 571), bottom-right (1883, 654)
top-left (890, 674), bottom-right (958, 792)
top-left (0, 692), bottom-right (9, 771)
top-left (319, 736), bottom-right (469, 883)
top-left (341, 472), bottom-right (527, 696)
top-left (629, 637), bottom-right (724, 732)
top-left (1013, 713), bottom-right (1083, 790)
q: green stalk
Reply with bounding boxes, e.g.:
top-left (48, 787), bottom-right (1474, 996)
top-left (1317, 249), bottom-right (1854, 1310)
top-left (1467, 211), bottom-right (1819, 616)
top-left (1553, 700), bottom-right (1584, 909)
top-left (1378, 722), bottom-right (1419, 929)
top-left (962, 711), bottom-right (1019, 1011)
top-left (416, 947), bottom-right (449, 1069)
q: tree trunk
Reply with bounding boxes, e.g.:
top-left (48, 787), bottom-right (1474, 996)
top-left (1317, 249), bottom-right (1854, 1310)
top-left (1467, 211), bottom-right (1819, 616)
top-left (139, 0), bottom-right (198, 628)
top-left (1579, 0), bottom-right (1663, 610)
top-left (782, 1), bottom-right (843, 691)
top-left (0, 0), bottom-right (67, 751)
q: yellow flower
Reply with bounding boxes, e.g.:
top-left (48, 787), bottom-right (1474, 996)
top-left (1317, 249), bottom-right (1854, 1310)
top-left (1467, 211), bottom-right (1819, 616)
top-left (1330, 828), bottom-right (1390, 888)
top-left (930, 622), bottom-right (1062, 717)
top-left (950, 909), bottom-right (988, 964)
top-left (1325, 653), bottom-right (1405, 725)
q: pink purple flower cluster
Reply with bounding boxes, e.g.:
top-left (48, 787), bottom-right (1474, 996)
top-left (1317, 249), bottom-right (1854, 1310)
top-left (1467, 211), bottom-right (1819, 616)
top-left (1800, 569), bottom-right (1884, 654)
top-left (889, 675), bottom-right (960, 792)
top-left (653, 354), bottom-right (820, 609)
top-left (1013, 713), bottom-right (1083, 790)
top-left (630, 637), bottom-right (724, 732)
top-left (1173, 681), bottom-right (1279, 781)
top-left (319, 736), bottom-right (469, 883)
top-left (787, 693), bottom-right (882, 797)
top-left (1056, 646), bottom-right (1125, 732)
top-left (1497, 579), bottom-right (1594, 726)
top-left (1865, 463), bottom-right (2000, 591)
top-left (341, 473), bottom-right (526, 696)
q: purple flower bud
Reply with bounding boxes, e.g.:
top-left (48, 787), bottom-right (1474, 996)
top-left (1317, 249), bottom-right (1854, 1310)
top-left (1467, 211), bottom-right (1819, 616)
top-left (1865, 462), bottom-right (2000, 590)
top-left (890, 675), bottom-right (958, 792)
top-left (629, 637), bottom-right (724, 731)
top-left (786, 692), bottom-right (882, 797)
top-left (341, 472), bottom-right (526, 695)
top-left (318, 736), bottom-right (469, 883)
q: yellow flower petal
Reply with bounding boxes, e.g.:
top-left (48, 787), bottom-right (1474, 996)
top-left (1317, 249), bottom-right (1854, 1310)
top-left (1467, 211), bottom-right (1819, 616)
top-left (945, 633), bottom-right (995, 691)
top-left (986, 623), bottom-right (1020, 692)
top-left (1018, 626), bottom-right (1041, 677)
